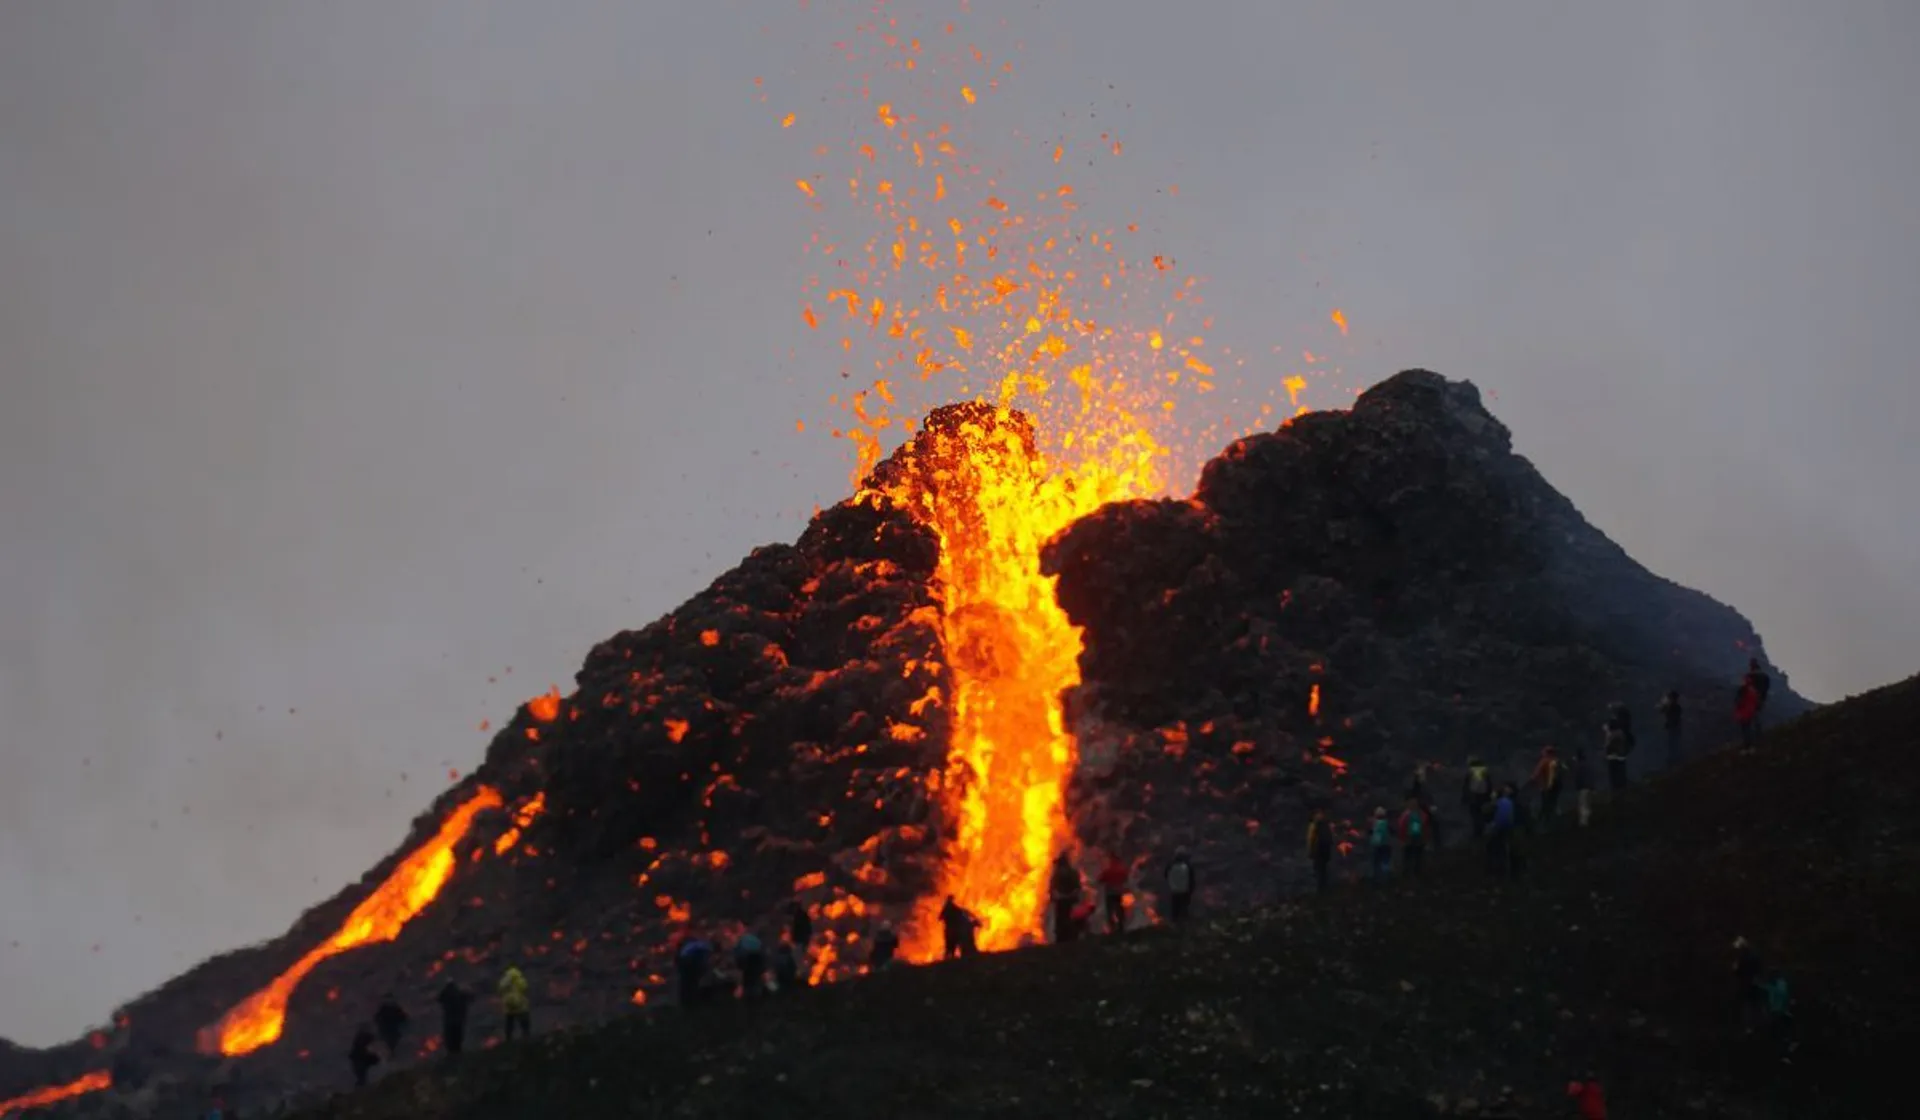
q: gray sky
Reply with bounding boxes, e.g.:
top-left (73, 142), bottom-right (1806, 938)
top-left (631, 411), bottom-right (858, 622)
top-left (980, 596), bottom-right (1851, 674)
top-left (3, 0), bottom-right (1916, 1045)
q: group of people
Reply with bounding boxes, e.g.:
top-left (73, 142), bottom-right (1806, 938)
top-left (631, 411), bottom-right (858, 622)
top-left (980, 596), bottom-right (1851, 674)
top-left (343, 966), bottom-right (525, 1087)
top-left (327, 666), bottom-right (1780, 1098)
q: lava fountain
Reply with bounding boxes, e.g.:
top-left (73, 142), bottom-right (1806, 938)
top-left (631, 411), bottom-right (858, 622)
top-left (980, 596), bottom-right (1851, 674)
top-left (198, 786), bottom-right (504, 1056)
top-left (779, 4), bottom-right (1283, 953)
top-left (868, 404), bottom-right (1159, 951)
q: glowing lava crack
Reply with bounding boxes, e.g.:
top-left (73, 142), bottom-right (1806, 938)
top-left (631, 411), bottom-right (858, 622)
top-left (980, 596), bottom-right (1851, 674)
top-left (198, 787), bottom-right (505, 1057)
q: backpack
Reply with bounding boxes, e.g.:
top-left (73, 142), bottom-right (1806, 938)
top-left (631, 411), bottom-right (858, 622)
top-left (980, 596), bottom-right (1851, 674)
top-left (1166, 859), bottom-right (1193, 894)
top-left (1370, 819), bottom-right (1390, 846)
top-left (1468, 769), bottom-right (1490, 796)
top-left (1407, 813), bottom-right (1424, 840)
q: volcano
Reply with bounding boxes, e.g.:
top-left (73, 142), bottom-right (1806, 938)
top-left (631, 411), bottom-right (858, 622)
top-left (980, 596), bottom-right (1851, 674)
top-left (0, 371), bottom-right (1807, 1119)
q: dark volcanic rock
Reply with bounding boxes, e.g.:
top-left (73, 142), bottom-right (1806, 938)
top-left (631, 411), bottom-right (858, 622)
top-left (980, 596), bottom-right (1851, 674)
top-left (1046, 370), bottom-right (1811, 906)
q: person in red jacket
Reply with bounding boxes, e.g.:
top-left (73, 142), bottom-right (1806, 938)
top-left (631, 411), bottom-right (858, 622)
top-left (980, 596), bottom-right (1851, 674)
top-left (1734, 682), bottom-right (1761, 747)
top-left (1566, 1073), bottom-right (1607, 1118)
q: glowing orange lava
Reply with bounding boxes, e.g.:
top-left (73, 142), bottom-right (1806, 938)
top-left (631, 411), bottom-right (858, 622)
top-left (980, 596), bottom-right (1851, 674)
top-left (0, 1070), bottom-right (111, 1116)
top-left (199, 787), bottom-right (504, 1056)
top-left (868, 406), bottom-right (1158, 952)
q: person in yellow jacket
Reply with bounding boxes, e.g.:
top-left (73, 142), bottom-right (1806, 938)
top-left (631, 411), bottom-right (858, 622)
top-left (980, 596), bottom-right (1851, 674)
top-left (497, 964), bottom-right (531, 1041)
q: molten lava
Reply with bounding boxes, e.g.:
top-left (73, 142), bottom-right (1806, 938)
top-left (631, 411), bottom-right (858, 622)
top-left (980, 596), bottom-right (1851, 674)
top-left (873, 405), bottom-right (1158, 953)
top-left (0, 1070), bottom-right (111, 1116)
top-left (200, 787), bottom-right (504, 1056)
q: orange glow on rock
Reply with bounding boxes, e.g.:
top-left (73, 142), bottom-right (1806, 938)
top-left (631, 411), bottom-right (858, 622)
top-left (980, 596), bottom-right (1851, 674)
top-left (199, 788), bottom-right (505, 1056)
top-left (527, 687), bottom-right (562, 723)
top-left (0, 1070), bottom-right (112, 1115)
top-left (1308, 683), bottom-right (1321, 718)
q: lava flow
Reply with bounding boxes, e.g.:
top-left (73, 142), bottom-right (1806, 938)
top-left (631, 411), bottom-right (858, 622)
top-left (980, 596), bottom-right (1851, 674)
top-left (199, 786), bottom-right (504, 1056)
top-left (0, 1070), bottom-right (112, 1117)
top-left (873, 406), bottom-right (1158, 952)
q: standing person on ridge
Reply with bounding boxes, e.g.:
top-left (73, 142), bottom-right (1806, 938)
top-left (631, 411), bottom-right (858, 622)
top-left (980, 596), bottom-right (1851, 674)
top-left (1529, 746), bottom-right (1565, 827)
top-left (434, 980), bottom-right (472, 1055)
top-left (1097, 852), bottom-right (1131, 933)
top-left (773, 937), bottom-right (801, 992)
top-left (1368, 807), bottom-right (1393, 883)
top-left (674, 934), bottom-right (714, 1008)
top-left (1566, 1073), bottom-right (1608, 1119)
top-left (733, 931), bottom-right (768, 999)
top-left (1735, 681), bottom-right (1761, 748)
top-left (1602, 705), bottom-right (1633, 791)
top-left (1571, 746), bottom-right (1595, 827)
top-left (373, 993), bottom-right (409, 1059)
top-left (870, 923), bottom-right (900, 970)
top-left (788, 901), bottom-right (812, 949)
top-left (1462, 757), bottom-right (1493, 838)
top-left (1396, 796), bottom-right (1428, 877)
top-left (1164, 846), bottom-right (1196, 922)
top-left (1306, 809), bottom-right (1335, 893)
top-left (348, 1024), bottom-right (381, 1088)
top-left (1744, 659), bottom-right (1772, 732)
top-left (496, 963), bottom-right (531, 1041)
top-left (1485, 785), bottom-right (1516, 876)
top-left (1658, 689), bottom-right (1684, 768)
top-left (1049, 850), bottom-right (1084, 944)
top-left (938, 895), bottom-right (979, 958)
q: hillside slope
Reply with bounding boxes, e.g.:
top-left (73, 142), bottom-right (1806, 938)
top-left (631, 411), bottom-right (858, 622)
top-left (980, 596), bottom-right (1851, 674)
top-left (292, 674), bottom-right (1918, 1120)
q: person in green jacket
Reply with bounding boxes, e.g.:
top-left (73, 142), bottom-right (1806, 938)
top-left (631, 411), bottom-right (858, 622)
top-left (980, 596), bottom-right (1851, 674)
top-left (497, 964), bottom-right (531, 1041)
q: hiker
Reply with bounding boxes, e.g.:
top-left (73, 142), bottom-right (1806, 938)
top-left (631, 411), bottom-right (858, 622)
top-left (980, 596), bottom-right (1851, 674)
top-left (1396, 796), bottom-right (1428, 877)
top-left (1049, 850), bottom-right (1084, 944)
top-left (675, 934), bottom-right (713, 1008)
top-left (1530, 746), bottom-right (1565, 825)
top-left (1406, 762), bottom-right (1429, 803)
top-left (373, 993), bottom-right (409, 1058)
top-left (497, 963), bottom-right (531, 1041)
top-left (1486, 786), bottom-right (1516, 876)
top-left (1507, 783), bottom-right (1533, 877)
top-left (1368, 807), bottom-right (1393, 883)
top-left (348, 1024), bottom-right (381, 1088)
top-left (1759, 970), bottom-right (1795, 1051)
top-left (1744, 659), bottom-right (1772, 732)
top-left (434, 980), bottom-right (472, 1055)
top-left (1735, 682), bottom-right (1761, 748)
top-left (1165, 846), bottom-right (1197, 921)
top-left (938, 895), bottom-right (979, 958)
top-left (1566, 1074), bottom-right (1608, 1119)
top-left (1572, 746), bottom-right (1595, 826)
top-left (1602, 705), bottom-right (1633, 791)
top-left (773, 937), bottom-right (801, 991)
top-left (1097, 853), bottom-right (1130, 933)
top-left (870, 923), bottom-right (900, 970)
top-left (1658, 689), bottom-right (1684, 767)
top-left (734, 931), bottom-right (768, 999)
top-left (788, 901), bottom-right (813, 950)
top-left (1306, 809), bottom-right (1334, 893)
top-left (1462, 757), bottom-right (1494, 838)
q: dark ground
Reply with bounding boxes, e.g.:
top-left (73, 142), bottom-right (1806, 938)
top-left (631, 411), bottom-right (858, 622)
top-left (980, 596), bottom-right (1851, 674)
top-left (285, 674), bottom-right (1919, 1120)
